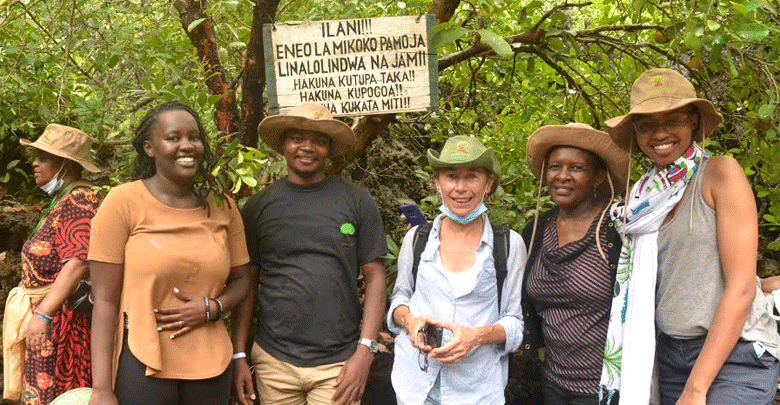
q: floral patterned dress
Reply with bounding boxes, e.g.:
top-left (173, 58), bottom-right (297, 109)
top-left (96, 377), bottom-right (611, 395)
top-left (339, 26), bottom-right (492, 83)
top-left (20, 185), bottom-right (98, 405)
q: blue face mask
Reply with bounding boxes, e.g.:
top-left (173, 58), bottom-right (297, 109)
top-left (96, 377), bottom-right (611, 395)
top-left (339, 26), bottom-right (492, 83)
top-left (439, 202), bottom-right (487, 225)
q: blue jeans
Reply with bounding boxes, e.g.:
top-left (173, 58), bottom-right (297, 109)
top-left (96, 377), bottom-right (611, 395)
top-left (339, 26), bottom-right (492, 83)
top-left (656, 333), bottom-right (779, 405)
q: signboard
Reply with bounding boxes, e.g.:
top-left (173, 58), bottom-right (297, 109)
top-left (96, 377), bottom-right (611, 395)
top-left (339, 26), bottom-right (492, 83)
top-left (264, 15), bottom-right (438, 117)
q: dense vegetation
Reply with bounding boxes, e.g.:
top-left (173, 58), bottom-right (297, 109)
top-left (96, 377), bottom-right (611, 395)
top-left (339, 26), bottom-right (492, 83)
top-left (1, 0), bottom-right (779, 279)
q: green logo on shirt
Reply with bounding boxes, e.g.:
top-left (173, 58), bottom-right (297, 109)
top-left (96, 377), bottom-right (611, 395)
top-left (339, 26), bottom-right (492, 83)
top-left (340, 223), bottom-right (355, 235)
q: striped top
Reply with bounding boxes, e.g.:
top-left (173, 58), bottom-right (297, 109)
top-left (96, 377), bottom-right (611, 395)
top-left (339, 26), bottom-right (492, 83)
top-left (525, 211), bottom-right (613, 394)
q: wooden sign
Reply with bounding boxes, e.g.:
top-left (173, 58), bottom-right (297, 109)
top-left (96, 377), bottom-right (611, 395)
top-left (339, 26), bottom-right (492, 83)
top-left (264, 15), bottom-right (438, 117)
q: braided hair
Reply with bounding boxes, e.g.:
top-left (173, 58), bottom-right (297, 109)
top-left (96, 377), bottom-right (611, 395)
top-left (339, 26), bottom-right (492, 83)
top-left (131, 101), bottom-right (227, 211)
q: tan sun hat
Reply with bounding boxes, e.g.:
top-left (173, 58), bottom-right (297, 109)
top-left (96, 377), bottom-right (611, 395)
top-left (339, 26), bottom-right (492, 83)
top-left (50, 387), bottom-right (92, 405)
top-left (257, 102), bottom-right (355, 157)
top-left (605, 68), bottom-right (723, 152)
top-left (526, 123), bottom-right (629, 194)
top-left (19, 124), bottom-right (100, 173)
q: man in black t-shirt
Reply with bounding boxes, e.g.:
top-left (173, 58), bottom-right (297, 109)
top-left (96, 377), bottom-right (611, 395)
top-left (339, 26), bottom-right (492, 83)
top-left (232, 103), bottom-right (388, 405)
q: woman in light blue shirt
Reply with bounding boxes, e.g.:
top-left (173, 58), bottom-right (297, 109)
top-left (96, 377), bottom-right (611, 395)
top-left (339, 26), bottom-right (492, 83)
top-left (388, 135), bottom-right (526, 405)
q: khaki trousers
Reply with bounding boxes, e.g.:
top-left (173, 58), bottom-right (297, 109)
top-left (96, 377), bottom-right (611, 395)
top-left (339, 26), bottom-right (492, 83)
top-left (251, 342), bottom-right (359, 405)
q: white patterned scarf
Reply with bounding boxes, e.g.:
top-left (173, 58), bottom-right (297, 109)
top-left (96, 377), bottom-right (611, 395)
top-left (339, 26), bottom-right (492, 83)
top-left (598, 142), bottom-right (708, 404)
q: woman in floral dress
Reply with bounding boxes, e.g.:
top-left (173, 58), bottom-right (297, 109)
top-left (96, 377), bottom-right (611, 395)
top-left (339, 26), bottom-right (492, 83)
top-left (3, 124), bottom-right (100, 405)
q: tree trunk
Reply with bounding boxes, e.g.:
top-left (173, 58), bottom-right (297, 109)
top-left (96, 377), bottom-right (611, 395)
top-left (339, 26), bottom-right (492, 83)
top-left (172, 0), bottom-right (241, 140)
top-left (240, 0), bottom-right (279, 147)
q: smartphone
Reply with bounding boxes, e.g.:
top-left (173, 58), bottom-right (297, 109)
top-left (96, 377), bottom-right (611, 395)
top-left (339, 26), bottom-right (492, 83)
top-left (399, 202), bottom-right (427, 227)
top-left (422, 323), bottom-right (443, 348)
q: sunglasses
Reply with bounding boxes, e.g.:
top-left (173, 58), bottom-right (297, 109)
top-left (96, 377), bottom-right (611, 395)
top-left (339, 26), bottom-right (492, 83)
top-left (632, 112), bottom-right (693, 138)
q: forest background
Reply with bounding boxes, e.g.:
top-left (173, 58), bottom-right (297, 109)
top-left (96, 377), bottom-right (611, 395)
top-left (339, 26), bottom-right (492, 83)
top-left (0, 0), bottom-right (779, 360)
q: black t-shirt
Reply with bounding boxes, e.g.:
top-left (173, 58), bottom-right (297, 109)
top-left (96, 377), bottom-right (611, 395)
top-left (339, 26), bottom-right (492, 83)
top-left (242, 176), bottom-right (388, 367)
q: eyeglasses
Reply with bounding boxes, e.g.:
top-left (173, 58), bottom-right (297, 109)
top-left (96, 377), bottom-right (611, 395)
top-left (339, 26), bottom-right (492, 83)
top-left (418, 349), bottom-right (429, 372)
top-left (632, 112), bottom-right (692, 137)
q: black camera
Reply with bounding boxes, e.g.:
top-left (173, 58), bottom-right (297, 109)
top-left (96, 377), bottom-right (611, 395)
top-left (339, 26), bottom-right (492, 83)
top-left (421, 324), bottom-right (443, 348)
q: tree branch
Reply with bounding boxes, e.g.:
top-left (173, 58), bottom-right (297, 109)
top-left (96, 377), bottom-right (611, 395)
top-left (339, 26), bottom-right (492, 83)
top-left (532, 47), bottom-right (600, 126)
top-left (531, 1), bottom-right (592, 31)
top-left (19, 2), bottom-right (97, 84)
top-left (429, 0), bottom-right (461, 23)
top-left (172, 0), bottom-right (240, 139)
top-left (573, 24), bottom-right (665, 37)
top-left (438, 29), bottom-right (543, 71)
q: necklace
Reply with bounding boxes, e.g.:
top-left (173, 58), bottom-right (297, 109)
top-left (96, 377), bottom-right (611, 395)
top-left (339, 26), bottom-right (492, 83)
top-left (30, 183), bottom-right (76, 236)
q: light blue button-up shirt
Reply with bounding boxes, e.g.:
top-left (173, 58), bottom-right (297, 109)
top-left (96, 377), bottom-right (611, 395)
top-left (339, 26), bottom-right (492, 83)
top-left (387, 214), bottom-right (526, 405)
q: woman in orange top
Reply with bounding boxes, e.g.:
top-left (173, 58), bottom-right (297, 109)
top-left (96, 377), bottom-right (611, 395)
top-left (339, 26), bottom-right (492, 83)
top-left (87, 102), bottom-right (251, 405)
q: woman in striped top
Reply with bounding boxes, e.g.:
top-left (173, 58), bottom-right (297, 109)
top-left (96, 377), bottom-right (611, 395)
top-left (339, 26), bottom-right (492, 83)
top-left (521, 123), bottom-right (628, 405)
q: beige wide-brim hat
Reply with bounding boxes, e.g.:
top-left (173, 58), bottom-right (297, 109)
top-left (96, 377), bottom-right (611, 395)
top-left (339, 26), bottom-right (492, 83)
top-left (605, 68), bottom-right (723, 152)
top-left (527, 123), bottom-right (630, 194)
top-left (257, 103), bottom-right (355, 157)
top-left (19, 124), bottom-right (100, 173)
top-left (50, 387), bottom-right (92, 405)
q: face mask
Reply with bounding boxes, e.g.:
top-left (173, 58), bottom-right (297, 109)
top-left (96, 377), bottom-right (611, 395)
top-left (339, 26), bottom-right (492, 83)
top-left (437, 185), bottom-right (490, 225)
top-left (40, 163), bottom-right (65, 195)
top-left (439, 202), bottom-right (487, 225)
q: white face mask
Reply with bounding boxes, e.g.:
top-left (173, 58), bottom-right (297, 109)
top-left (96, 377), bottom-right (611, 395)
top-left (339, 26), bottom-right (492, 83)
top-left (40, 163), bottom-right (65, 195)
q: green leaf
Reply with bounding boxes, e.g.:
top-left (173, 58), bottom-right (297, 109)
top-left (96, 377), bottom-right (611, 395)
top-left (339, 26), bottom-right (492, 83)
top-left (6, 159), bottom-right (20, 169)
top-left (706, 20), bottom-right (720, 31)
top-left (241, 176), bottom-right (257, 187)
top-left (764, 214), bottom-right (778, 223)
top-left (0, 172), bottom-right (9, 183)
top-left (684, 32), bottom-right (701, 51)
top-left (477, 29), bottom-right (512, 58)
top-left (430, 26), bottom-right (469, 50)
top-left (187, 18), bottom-right (207, 33)
top-left (231, 178), bottom-right (243, 194)
top-left (758, 104), bottom-right (774, 119)
top-left (758, 190), bottom-right (770, 198)
top-left (737, 23), bottom-right (770, 41)
top-left (724, 48), bottom-right (738, 78)
top-left (218, 47), bottom-right (228, 62)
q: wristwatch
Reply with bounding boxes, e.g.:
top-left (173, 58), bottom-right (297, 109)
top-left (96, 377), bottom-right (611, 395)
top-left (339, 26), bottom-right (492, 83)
top-left (358, 338), bottom-right (379, 354)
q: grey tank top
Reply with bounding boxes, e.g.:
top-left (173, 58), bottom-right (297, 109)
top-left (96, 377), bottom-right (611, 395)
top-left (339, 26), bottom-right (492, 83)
top-left (657, 160), bottom-right (780, 359)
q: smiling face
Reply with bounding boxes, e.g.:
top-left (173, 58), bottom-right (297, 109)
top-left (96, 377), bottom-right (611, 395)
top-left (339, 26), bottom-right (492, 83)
top-left (282, 130), bottom-right (331, 185)
top-left (544, 146), bottom-right (606, 211)
top-left (31, 150), bottom-right (64, 187)
top-left (143, 110), bottom-right (204, 185)
top-left (435, 166), bottom-right (494, 217)
top-left (632, 106), bottom-right (699, 169)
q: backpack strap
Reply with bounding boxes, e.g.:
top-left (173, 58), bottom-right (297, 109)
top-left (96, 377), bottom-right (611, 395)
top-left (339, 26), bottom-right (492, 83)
top-left (411, 222), bottom-right (510, 312)
top-left (492, 225), bottom-right (510, 310)
top-left (411, 222), bottom-right (434, 290)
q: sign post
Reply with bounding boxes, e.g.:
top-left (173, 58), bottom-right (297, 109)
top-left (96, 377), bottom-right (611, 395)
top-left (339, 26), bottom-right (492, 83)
top-left (264, 15), bottom-right (438, 117)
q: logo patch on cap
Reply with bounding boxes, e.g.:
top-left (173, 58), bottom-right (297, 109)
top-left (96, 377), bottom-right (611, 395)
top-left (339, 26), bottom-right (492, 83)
top-left (455, 140), bottom-right (469, 155)
top-left (340, 223), bottom-right (355, 235)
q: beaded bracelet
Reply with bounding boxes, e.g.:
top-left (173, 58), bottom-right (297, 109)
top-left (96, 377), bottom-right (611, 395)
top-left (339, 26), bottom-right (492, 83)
top-left (203, 297), bottom-right (211, 322)
top-left (34, 310), bottom-right (53, 324)
top-left (212, 298), bottom-right (224, 321)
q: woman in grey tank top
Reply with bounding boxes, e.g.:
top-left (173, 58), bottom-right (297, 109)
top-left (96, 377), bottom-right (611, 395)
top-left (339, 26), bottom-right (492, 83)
top-left (598, 68), bottom-right (780, 405)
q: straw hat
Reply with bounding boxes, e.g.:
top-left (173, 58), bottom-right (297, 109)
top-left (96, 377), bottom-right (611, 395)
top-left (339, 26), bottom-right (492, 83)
top-left (257, 103), bottom-right (355, 156)
top-left (19, 124), bottom-right (100, 173)
top-left (526, 123), bottom-right (629, 193)
top-left (50, 387), bottom-right (92, 405)
top-left (427, 135), bottom-right (500, 194)
top-left (605, 68), bottom-right (723, 152)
